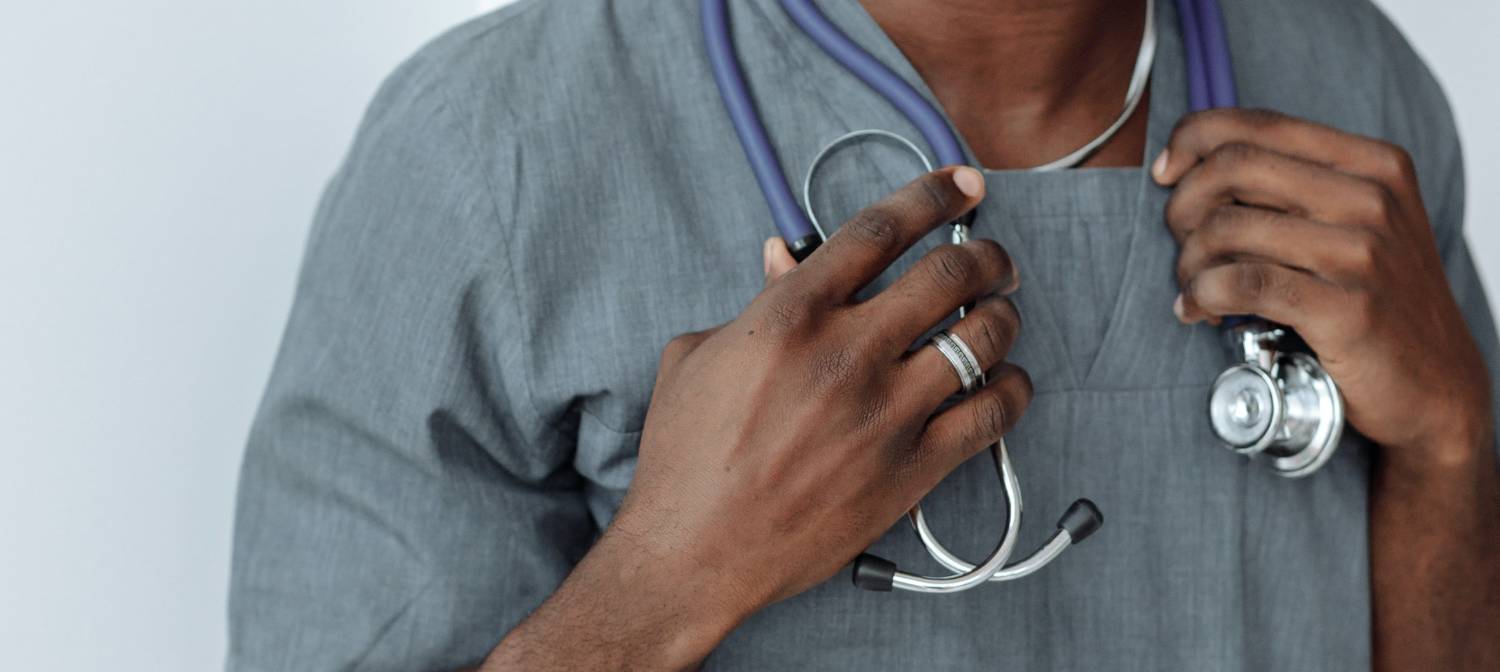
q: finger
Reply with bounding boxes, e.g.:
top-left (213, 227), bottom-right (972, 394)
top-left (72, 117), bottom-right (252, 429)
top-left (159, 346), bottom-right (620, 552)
top-left (1153, 108), bottom-right (1419, 198)
top-left (1176, 205), bottom-right (1379, 287)
top-left (859, 239), bottom-right (1019, 353)
top-left (790, 166), bottom-right (985, 303)
top-left (763, 237), bottom-right (798, 286)
top-left (1178, 262), bottom-right (1345, 335)
top-left (1163, 142), bottom-right (1390, 237)
top-left (914, 363), bottom-right (1033, 477)
top-left (897, 295), bottom-right (1021, 407)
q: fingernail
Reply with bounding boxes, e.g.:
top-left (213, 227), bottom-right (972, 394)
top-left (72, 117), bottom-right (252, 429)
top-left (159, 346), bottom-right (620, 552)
top-left (953, 166), bottom-right (984, 198)
top-left (1172, 293), bottom-right (1187, 322)
top-left (762, 238), bottom-right (775, 278)
top-left (1152, 150), bottom-right (1169, 181)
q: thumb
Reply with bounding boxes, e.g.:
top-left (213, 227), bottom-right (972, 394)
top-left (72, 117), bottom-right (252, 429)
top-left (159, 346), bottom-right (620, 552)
top-left (763, 237), bottom-right (798, 286)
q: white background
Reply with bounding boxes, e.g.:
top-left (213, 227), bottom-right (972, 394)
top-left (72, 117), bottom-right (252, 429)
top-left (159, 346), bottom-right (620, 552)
top-left (0, 1), bottom-right (1493, 669)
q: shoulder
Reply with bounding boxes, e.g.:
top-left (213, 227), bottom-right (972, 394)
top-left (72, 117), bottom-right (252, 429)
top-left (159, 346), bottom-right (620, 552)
top-left (317, 0), bottom-right (706, 250)
top-left (1225, 0), bottom-right (1462, 226)
top-left (1225, 0), bottom-right (1454, 136)
top-left (370, 0), bottom-right (699, 147)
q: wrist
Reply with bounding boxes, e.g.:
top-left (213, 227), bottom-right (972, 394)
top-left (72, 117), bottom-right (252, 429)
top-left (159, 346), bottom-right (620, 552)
top-left (1382, 406), bottom-right (1495, 479)
top-left (580, 525), bottom-right (759, 666)
top-left (488, 528), bottom-right (752, 672)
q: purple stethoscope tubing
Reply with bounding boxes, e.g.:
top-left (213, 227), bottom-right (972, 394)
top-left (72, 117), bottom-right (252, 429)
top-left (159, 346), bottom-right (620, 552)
top-left (1193, 0), bottom-right (1240, 109)
top-left (1177, 0), bottom-right (1237, 110)
top-left (702, 0), bottom-right (1238, 257)
top-left (701, 0), bottom-right (968, 259)
top-left (778, 0), bottom-right (967, 170)
top-left (1176, 0), bottom-right (1250, 325)
top-left (700, 0), bottom-right (819, 257)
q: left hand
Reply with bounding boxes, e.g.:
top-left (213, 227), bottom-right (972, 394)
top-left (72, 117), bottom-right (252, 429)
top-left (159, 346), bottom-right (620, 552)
top-left (1154, 108), bottom-right (1491, 467)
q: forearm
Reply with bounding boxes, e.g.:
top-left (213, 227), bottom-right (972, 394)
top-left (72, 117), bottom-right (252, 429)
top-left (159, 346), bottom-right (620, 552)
top-left (1371, 422), bottom-right (1500, 671)
top-left (480, 530), bottom-right (750, 672)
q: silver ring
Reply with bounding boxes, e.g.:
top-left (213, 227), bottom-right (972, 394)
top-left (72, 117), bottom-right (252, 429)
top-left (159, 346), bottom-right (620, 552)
top-left (931, 330), bottom-right (982, 394)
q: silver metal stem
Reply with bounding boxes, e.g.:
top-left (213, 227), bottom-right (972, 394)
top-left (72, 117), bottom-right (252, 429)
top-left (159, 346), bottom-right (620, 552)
top-left (886, 220), bottom-right (1091, 591)
top-left (909, 504), bottom-right (1074, 582)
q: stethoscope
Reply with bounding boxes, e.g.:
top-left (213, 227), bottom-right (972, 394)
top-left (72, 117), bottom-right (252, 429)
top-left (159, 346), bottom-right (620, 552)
top-left (701, 0), bottom-right (1346, 594)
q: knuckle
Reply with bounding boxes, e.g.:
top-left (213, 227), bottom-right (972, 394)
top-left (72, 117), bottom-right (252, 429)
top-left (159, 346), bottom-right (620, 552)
top-left (660, 333), bottom-right (694, 363)
top-left (1192, 206), bottom-right (1251, 256)
top-left (925, 245), bottom-right (980, 292)
top-left (1347, 229), bottom-right (1382, 273)
top-left (1356, 182), bottom-right (1397, 222)
top-left (1373, 141), bottom-right (1417, 182)
top-left (845, 323), bottom-right (887, 358)
top-left (972, 392), bottom-right (1009, 442)
top-left (849, 313), bottom-right (901, 356)
top-left (1240, 108), bottom-right (1286, 128)
top-left (1010, 366), bottom-right (1035, 409)
top-left (994, 297), bottom-right (1023, 338)
top-left (996, 366), bottom-right (1034, 431)
top-left (969, 313), bottom-right (1009, 363)
top-left (1207, 142), bottom-right (1256, 171)
top-left (914, 173), bottom-right (953, 215)
top-left (1173, 109), bottom-right (1218, 139)
top-left (1163, 191), bottom-right (1194, 234)
top-left (972, 300), bottom-right (1022, 358)
top-left (966, 238), bottom-right (1015, 287)
top-left (1174, 109), bottom-right (1208, 132)
top-left (843, 207), bottom-right (903, 254)
top-left (1173, 108), bottom-right (1250, 143)
top-left (1198, 205), bottom-right (1239, 243)
top-left (1174, 249), bottom-right (1198, 287)
top-left (1232, 264), bottom-right (1272, 301)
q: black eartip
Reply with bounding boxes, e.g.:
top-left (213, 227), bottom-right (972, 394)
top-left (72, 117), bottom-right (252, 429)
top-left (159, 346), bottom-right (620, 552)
top-left (787, 234), bottom-right (822, 262)
top-left (1057, 498), bottom-right (1104, 543)
top-left (852, 553), bottom-right (897, 592)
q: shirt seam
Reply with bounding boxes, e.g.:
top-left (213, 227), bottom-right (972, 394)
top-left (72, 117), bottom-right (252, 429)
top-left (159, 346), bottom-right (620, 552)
top-left (429, 64), bottom-right (578, 447)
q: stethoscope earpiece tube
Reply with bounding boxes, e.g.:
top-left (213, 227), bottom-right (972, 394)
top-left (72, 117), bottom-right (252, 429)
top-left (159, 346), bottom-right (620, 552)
top-left (852, 497), bottom-right (1106, 593)
top-left (778, 0), bottom-right (967, 168)
top-left (701, 0), bottom-right (820, 249)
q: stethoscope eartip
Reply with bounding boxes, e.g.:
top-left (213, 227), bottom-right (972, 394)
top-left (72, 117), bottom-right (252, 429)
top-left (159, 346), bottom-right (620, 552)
top-left (1057, 499), bottom-right (1104, 544)
top-left (852, 553), bottom-right (898, 592)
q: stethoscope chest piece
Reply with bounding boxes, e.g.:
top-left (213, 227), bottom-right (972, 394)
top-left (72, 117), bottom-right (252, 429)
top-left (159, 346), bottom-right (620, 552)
top-left (1207, 321), bottom-right (1345, 478)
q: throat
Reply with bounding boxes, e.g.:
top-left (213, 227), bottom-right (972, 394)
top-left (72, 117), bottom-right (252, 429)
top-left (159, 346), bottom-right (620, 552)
top-left (859, 0), bottom-right (1151, 170)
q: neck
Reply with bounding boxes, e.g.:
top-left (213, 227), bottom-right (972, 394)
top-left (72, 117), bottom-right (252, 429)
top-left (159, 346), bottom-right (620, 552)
top-left (858, 0), bottom-right (1150, 169)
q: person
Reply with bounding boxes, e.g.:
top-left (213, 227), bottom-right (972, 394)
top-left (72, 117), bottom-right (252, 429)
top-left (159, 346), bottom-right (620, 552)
top-left (227, 0), bottom-right (1500, 669)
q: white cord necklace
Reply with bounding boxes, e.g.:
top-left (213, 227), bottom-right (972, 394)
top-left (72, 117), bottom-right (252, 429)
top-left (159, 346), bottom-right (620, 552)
top-left (801, 0), bottom-right (1158, 232)
top-left (1030, 0), bottom-right (1157, 171)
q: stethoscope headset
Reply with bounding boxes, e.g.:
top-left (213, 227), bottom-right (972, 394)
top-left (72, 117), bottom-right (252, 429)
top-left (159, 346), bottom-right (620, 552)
top-left (701, 0), bottom-right (1346, 594)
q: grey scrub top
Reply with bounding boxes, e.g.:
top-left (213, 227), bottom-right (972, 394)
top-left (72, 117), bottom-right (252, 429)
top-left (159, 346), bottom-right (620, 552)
top-left (227, 0), bottom-right (1500, 669)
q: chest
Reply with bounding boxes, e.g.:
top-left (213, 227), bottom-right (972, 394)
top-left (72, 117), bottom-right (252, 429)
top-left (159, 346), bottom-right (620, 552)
top-left (502, 133), bottom-right (1233, 489)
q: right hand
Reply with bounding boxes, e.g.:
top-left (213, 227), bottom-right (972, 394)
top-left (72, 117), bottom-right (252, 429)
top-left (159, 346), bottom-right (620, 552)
top-left (487, 168), bottom-right (1030, 671)
top-left (608, 166), bottom-right (1026, 631)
